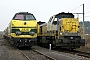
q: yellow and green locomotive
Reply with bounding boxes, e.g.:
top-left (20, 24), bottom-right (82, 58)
top-left (37, 12), bottom-right (85, 49)
top-left (5, 12), bottom-right (37, 47)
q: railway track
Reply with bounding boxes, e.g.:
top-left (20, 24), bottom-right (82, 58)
top-left (68, 50), bottom-right (90, 58)
top-left (0, 38), bottom-right (55, 60)
top-left (19, 48), bottom-right (55, 60)
top-left (0, 37), bottom-right (89, 60)
top-left (57, 48), bottom-right (90, 59)
top-left (19, 50), bottom-right (31, 60)
top-left (32, 49), bottom-right (56, 60)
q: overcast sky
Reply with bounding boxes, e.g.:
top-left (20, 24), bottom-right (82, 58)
top-left (0, 0), bottom-right (90, 31)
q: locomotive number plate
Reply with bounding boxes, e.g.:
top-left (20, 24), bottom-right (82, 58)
top-left (21, 28), bottom-right (29, 32)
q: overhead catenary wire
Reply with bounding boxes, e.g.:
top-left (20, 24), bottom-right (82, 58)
top-left (69, 4), bottom-right (90, 21)
top-left (69, 4), bottom-right (83, 12)
top-left (69, 4), bottom-right (90, 18)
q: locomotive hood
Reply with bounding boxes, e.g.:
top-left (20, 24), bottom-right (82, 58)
top-left (11, 20), bottom-right (37, 27)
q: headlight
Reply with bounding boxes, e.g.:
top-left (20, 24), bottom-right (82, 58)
top-left (16, 31), bottom-right (21, 35)
top-left (70, 37), bottom-right (73, 39)
top-left (60, 33), bottom-right (62, 35)
top-left (29, 32), bottom-right (35, 36)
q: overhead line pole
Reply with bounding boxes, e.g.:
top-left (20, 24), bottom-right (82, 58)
top-left (83, 4), bottom-right (85, 39)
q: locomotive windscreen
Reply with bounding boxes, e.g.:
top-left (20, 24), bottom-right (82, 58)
top-left (13, 12), bottom-right (36, 20)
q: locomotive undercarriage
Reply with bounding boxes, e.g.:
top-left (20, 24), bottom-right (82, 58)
top-left (55, 36), bottom-right (82, 49)
top-left (37, 36), bottom-right (85, 49)
top-left (9, 37), bottom-right (37, 47)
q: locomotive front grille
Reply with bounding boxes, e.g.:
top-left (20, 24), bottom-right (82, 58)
top-left (12, 29), bottom-right (37, 35)
top-left (64, 32), bottom-right (80, 36)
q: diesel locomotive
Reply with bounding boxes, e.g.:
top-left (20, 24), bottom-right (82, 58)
top-left (37, 12), bottom-right (85, 49)
top-left (3, 12), bottom-right (37, 47)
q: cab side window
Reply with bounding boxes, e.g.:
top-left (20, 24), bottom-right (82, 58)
top-left (52, 18), bottom-right (57, 25)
